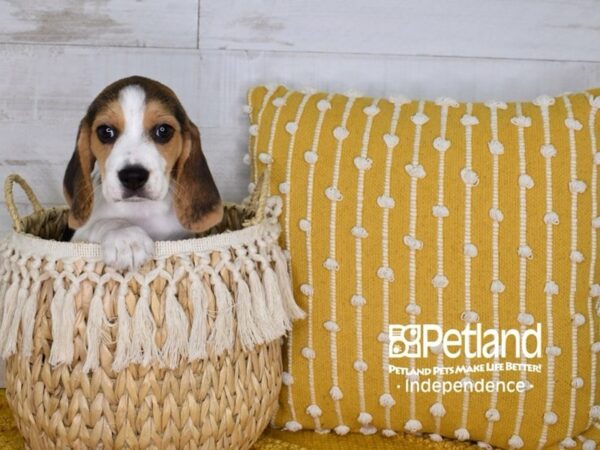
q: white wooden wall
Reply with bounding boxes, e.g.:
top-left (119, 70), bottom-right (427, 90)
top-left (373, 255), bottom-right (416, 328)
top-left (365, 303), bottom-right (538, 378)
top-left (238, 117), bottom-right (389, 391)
top-left (1, 0), bottom-right (600, 234)
top-left (0, 0), bottom-right (600, 383)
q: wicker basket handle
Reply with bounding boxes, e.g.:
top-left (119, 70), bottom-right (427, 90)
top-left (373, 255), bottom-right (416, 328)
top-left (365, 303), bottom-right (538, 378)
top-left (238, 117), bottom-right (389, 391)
top-left (4, 174), bottom-right (43, 233)
top-left (244, 172), bottom-right (272, 226)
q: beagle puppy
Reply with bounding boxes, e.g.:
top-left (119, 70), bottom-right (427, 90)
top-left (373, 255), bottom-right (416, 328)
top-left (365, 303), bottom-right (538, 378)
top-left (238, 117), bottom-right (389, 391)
top-left (63, 76), bottom-right (223, 270)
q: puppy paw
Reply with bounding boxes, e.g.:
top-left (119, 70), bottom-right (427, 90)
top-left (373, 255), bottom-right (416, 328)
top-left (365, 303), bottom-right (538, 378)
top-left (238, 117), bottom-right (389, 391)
top-left (101, 226), bottom-right (154, 271)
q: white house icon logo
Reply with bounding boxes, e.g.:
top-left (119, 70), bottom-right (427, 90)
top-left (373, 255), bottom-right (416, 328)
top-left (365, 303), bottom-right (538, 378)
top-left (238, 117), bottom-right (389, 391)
top-left (388, 323), bottom-right (542, 359)
top-left (389, 324), bottom-right (430, 358)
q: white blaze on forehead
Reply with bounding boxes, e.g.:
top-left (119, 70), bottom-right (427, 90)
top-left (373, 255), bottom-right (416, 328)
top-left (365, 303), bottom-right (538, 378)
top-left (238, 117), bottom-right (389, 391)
top-left (102, 84), bottom-right (169, 202)
top-left (118, 85), bottom-right (146, 138)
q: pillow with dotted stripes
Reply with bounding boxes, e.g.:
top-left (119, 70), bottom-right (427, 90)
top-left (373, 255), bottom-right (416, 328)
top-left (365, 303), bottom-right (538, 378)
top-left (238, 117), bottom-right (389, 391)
top-left (247, 84), bottom-right (600, 449)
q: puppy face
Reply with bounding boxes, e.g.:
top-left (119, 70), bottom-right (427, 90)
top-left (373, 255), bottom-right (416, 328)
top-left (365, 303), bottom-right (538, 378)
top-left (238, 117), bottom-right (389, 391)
top-left (94, 86), bottom-right (182, 202)
top-left (64, 76), bottom-right (223, 232)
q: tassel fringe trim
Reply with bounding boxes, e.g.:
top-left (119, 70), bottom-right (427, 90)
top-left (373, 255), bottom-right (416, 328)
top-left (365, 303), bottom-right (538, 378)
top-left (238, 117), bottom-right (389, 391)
top-left (0, 197), bottom-right (305, 372)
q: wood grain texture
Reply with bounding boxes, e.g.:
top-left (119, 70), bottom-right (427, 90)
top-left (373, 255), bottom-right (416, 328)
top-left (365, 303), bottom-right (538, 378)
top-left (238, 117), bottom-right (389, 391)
top-left (0, 0), bottom-right (198, 48)
top-left (199, 0), bottom-right (600, 62)
top-left (1, 44), bottom-right (600, 221)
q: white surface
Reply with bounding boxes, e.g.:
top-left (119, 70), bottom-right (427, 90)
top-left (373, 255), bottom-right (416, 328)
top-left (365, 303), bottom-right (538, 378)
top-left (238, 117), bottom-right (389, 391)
top-left (0, 1), bottom-right (600, 382)
top-left (200, 0), bottom-right (600, 61)
top-left (0, 0), bottom-right (198, 48)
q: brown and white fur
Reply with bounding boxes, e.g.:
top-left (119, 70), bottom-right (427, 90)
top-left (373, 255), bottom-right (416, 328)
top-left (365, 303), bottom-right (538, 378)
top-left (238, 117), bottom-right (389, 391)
top-left (63, 76), bottom-right (223, 271)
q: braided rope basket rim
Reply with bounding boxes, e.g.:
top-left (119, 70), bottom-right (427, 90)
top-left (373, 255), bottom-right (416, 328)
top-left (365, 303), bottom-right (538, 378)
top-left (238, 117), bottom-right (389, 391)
top-left (3, 173), bottom-right (271, 258)
top-left (0, 174), bottom-right (304, 449)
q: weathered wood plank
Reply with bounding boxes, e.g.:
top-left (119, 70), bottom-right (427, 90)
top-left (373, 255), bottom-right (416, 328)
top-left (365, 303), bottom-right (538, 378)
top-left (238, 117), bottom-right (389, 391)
top-left (3, 44), bottom-right (600, 126)
top-left (199, 0), bottom-right (600, 62)
top-left (2, 43), bottom-right (600, 231)
top-left (0, 126), bottom-right (249, 205)
top-left (212, 50), bottom-right (600, 102)
top-left (0, 0), bottom-right (198, 48)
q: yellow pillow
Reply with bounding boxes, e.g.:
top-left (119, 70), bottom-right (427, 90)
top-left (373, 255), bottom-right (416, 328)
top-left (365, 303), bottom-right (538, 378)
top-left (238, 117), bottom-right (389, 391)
top-left (247, 85), bottom-right (600, 449)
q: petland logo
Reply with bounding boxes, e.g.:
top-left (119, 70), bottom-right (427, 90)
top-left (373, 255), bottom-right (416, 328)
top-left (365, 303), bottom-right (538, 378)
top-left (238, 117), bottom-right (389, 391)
top-left (388, 323), bottom-right (542, 359)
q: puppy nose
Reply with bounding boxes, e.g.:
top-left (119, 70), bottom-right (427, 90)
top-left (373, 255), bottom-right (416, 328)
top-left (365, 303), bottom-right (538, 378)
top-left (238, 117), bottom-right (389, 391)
top-left (118, 165), bottom-right (149, 191)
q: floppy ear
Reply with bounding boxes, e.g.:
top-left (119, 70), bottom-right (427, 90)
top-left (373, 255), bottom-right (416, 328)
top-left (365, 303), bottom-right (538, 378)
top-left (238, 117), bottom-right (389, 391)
top-left (173, 121), bottom-right (223, 232)
top-left (63, 120), bottom-right (96, 229)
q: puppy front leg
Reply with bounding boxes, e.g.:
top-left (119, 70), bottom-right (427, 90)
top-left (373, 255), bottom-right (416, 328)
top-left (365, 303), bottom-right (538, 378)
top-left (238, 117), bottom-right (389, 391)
top-left (73, 219), bottom-right (154, 271)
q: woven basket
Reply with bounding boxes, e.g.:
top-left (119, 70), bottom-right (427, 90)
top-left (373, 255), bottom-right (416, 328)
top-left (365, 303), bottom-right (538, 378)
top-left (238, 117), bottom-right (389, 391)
top-left (0, 174), bottom-right (305, 449)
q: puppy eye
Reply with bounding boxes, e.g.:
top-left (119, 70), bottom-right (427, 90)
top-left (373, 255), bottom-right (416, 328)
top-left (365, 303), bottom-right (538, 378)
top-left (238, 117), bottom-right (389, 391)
top-left (152, 124), bottom-right (174, 144)
top-left (96, 125), bottom-right (117, 144)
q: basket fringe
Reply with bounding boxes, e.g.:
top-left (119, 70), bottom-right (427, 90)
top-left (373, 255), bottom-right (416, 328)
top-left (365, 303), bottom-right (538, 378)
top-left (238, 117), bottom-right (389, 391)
top-left (248, 265), bottom-right (274, 343)
top-left (112, 280), bottom-right (133, 372)
top-left (162, 269), bottom-right (190, 369)
top-left (0, 268), bottom-right (27, 358)
top-left (262, 263), bottom-right (289, 337)
top-left (20, 276), bottom-right (42, 357)
top-left (130, 283), bottom-right (158, 366)
top-left (208, 274), bottom-right (235, 355)
top-left (0, 195), bottom-right (307, 371)
top-left (234, 270), bottom-right (261, 350)
top-left (188, 276), bottom-right (209, 360)
top-left (52, 281), bottom-right (78, 366)
top-left (271, 246), bottom-right (306, 321)
top-left (0, 247), bottom-right (12, 323)
top-left (0, 275), bottom-right (9, 332)
top-left (83, 282), bottom-right (106, 373)
top-left (7, 282), bottom-right (29, 358)
top-left (48, 275), bottom-right (70, 365)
